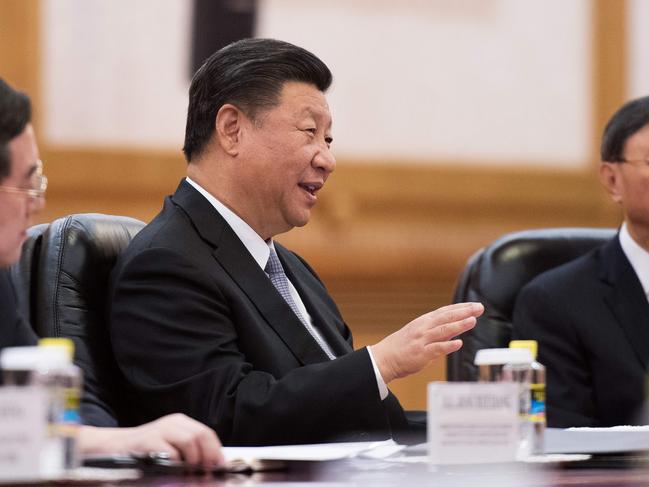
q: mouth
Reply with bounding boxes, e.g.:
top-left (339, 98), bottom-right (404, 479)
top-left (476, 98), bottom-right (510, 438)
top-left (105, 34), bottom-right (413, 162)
top-left (298, 181), bottom-right (323, 198)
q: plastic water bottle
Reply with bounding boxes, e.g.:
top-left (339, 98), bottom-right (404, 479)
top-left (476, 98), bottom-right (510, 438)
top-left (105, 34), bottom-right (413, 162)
top-left (38, 338), bottom-right (82, 470)
top-left (510, 340), bottom-right (545, 455)
top-left (0, 340), bottom-right (82, 475)
top-left (474, 347), bottom-right (533, 458)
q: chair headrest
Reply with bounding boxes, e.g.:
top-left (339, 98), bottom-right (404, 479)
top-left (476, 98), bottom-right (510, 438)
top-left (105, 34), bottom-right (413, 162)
top-left (447, 227), bottom-right (616, 382)
top-left (477, 228), bottom-right (616, 317)
top-left (36, 213), bottom-right (145, 335)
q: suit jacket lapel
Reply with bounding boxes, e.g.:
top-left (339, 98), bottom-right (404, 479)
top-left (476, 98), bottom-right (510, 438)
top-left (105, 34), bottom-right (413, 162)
top-left (277, 245), bottom-right (353, 357)
top-left (171, 180), bottom-right (330, 365)
top-left (599, 236), bottom-right (649, 369)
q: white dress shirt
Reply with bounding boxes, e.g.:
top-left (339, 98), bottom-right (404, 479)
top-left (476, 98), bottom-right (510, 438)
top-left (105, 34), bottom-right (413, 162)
top-left (619, 222), bottom-right (649, 302)
top-left (185, 177), bottom-right (388, 399)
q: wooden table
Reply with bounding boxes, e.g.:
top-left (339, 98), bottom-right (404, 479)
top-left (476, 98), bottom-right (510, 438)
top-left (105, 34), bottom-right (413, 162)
top-left (78, 455), bottom-right (649, 487)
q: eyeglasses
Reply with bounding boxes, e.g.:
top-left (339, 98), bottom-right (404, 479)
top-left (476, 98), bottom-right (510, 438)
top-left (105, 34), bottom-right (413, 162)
top-left (618, 157), bottom-right (649, 167)
top-left (0, 160), bottom-right (48, 200)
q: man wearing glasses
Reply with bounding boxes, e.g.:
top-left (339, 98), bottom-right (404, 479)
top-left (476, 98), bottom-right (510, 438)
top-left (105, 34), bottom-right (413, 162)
top-left (0, 77), bottom-right (224, 467)
top-left (0, 134), bottom-right (46, 272)
top-left (513, 95), bottom-right (649, 428)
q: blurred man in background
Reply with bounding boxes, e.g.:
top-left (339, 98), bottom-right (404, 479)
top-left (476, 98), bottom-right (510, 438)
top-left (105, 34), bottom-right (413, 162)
top-left (513, 95), bottom-right (649, 428)
top-left (0, 77), bottom-right (224, 467)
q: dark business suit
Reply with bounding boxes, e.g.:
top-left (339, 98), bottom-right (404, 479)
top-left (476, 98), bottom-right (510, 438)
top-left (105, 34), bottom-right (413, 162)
top-left (512, 236), bottom-right (649, 427)
top-left (0, 269), bottom-right (38, 351)
top-left (109, 180), bottom-right (409, 445)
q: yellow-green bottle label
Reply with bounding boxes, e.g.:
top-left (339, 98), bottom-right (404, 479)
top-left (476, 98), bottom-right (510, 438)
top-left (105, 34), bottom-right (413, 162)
top-left (529, 383), bottom-right (545, 423)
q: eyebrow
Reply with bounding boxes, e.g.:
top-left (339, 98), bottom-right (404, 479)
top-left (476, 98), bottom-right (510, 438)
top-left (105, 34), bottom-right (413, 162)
top-left (301, 107), bottom-right (333, 128)
top-left (23, 162), bottom-right (39, 180)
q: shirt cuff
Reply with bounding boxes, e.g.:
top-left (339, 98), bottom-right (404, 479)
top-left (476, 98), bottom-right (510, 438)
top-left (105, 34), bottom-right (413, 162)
top-left (367, 346), bottom-right (389, 400)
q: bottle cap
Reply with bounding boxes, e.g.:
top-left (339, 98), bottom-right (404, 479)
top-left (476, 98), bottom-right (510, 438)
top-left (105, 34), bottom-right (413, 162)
top-left (39, 337), bottom-right (75, 360)
top-left (509, 340), bottom-right (538, 359)
top-left (474, 347), bottom-right (533, 365)
top-left (0, 346), bottom-right (69, 370)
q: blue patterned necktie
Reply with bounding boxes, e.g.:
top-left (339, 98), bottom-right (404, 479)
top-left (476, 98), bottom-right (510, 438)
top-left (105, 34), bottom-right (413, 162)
top-left (265, 247), bottom-right (336, 360)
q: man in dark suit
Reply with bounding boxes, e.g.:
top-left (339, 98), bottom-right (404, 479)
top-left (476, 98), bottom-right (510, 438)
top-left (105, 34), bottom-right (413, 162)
top-left (109, 38), bottom-right (483, 446)
top-left (0, 270), bottom-right (37, 350)
top-left (0, 77), bottom-right (224, 467)
top-left (513, 95), bottom-right (649, 427)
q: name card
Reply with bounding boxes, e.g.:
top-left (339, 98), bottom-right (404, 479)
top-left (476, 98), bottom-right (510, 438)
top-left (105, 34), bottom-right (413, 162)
top-left (427, 382), bottom-right (518, 464)
top-left (0, 386), bottom-right (47, 481)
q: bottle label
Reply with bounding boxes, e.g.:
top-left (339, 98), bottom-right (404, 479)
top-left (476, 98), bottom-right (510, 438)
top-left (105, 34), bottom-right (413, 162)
top-left (62, 387), bottom-right (81, 424)
top-left (47, 387), bottom-right (80, 437)
top-left (529, 383), bottom-right (545, 423)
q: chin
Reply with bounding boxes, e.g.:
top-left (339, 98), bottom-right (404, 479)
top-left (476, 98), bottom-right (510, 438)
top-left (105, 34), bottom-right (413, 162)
top-left (0, 250), bottom-right (18, 268)
top-left (293, 214), bottom-right (311, 228)
top-left (286, 208), bottom-right (311, 228)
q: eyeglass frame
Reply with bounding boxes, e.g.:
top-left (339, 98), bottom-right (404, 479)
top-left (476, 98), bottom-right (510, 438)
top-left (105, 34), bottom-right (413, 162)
top-left (0, 159), bottom-right (48, 199)
top-left (616, 157), bottom-right (649, 167)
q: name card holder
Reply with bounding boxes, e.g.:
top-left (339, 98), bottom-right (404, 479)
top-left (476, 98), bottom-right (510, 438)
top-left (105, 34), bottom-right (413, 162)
top-left (0, 386), bottom-right (47, 482)
top-left (427, 382), bottom-right (518, 464)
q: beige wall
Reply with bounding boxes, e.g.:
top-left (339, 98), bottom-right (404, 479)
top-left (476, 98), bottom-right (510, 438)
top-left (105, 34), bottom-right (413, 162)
top-left (628, 0), bottom-right (649, 98)
top-left (1, 0), bottom-right (628, 409)
top-left (259, 0), bottom-right (592, 166)
top-left (43, 0), bottom-right (592, 166)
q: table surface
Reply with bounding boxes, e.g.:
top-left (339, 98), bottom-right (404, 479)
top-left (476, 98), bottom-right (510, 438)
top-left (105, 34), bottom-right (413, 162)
top-left (72, 454), bottom-right (649, 487)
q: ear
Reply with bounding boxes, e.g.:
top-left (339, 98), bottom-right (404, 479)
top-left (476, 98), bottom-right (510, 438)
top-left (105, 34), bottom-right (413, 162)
top-left (215, 104), bottom-right (244, 156)
top-left (599, 162), bottom-right (623, 204)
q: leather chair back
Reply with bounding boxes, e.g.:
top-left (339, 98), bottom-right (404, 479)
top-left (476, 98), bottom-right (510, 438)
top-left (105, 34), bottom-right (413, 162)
top-left (35, 213), bottom-right (145, 423)
top-left (447, 227), bottom-right (616, 381)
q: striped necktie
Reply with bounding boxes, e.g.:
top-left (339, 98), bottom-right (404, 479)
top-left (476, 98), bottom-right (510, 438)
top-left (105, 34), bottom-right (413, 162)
top-left (265, 247), bottom-right (336, 360)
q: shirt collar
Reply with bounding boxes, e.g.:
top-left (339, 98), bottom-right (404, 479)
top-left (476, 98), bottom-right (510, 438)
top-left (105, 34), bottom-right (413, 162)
top-left (185, 177), bottom-right (271, 270)
top-left (619, 222), bottom-right (649, 299)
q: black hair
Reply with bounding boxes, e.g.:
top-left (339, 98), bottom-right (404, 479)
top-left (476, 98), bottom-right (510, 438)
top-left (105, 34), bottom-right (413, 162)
top-left (182, 38), bottom-right (332, 162)
top-left (601, 95), bottom-right (649, 162)
top-left (0, 78), bottom-right (32, 181)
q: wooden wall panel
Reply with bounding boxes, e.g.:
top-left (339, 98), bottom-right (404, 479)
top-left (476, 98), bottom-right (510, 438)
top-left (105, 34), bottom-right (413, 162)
top-left (39, 149), bottom-right (619, 278)
top-left (0, 0), bottom-right (41, 131)
top-left (592, 0), bottom-right (628, 154)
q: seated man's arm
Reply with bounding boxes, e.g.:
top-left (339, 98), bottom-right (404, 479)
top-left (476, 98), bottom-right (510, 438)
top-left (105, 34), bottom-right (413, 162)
top-left (78, 413), bottom-right (224, 468)
top-left (513, 282), bottom-right (596, 427)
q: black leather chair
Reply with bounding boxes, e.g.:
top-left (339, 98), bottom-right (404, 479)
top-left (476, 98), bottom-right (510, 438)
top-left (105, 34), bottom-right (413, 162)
top-left (33, 213), bottom-right (145, 425)
top-left (447, 227), bottom-right (616, 381)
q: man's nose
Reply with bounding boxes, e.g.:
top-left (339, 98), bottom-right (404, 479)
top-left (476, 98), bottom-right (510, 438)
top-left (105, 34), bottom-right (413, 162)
top-left (314, 145), bottom-right (336, 174)
top-left (29, 194), bottom-right (45, 213)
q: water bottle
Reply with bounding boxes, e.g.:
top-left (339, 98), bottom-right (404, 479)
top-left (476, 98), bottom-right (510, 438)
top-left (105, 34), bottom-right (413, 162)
top-left (510, 340), bottom-right (545, 455)
top-left (38, 338), bottom-right (82, 470)
top-left (0, 340), bottom-right (82, 475)
top-left (474, 347), bottom-right (533, 458)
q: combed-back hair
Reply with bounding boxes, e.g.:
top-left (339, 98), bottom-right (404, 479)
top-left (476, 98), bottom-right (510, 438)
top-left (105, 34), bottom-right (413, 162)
top-left (601, 95), bottom-right (649, 162)
top-left (0, 78), bottom-right (32, 181)
top-left (182, 38), bottom-right (332, 162)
